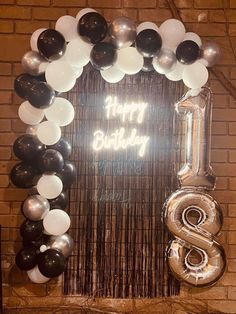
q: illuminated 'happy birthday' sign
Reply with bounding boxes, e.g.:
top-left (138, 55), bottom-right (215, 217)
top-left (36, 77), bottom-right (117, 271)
top-left (92, 96), bottom-right (149, 157)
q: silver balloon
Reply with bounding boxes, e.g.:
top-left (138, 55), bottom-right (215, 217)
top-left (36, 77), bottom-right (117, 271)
top-left (44, 234), bottom-right (74, 257)
top-left (23, 195), bottom-right (50, 221)
top-left (201, 42), bottom-right (221, 67)
top-left (175, 87), bottom-right (216, 190)
top-left (26, 125), bottom-right (38, 136)
top-left (152, 48), bottom-right (176, 74)
top-left (163, 189), bottom-right (226, 287)
top-left (109, 17), bottom-right (136, 49)
top-left (21, 51), bottom-right (48, 76)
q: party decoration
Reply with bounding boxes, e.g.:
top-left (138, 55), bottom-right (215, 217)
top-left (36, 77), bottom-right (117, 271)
top-left (10, 162), bottom-right (38, 188)
top-left (184, 32), bottom-right (202, 47)
top-left (27, 265), bottom-right (50, 283)
top-left (159, 18), bottom-right (185, 50)
top-left (182, 61), bottom-right (208, 89)
top-left (200, 42), bottom-right (221, 67)
top-left (49, 138), bottom-right (72, 159)
top-left (176, 40), bottom-right (200, 65)
top-left (37, 29), bottom-right (66, 61)
top-left (37, 249), bottom-right (67, 278)
top-left (21, 51), bottom-right (48, 76)
top-left (90, 42), bottom-right (117, 71)
top-left (165, 61), bottom-right (185, 81)
top-left (42, 234), bottom-right (74, 258)
top-left (43, 209), bottom-right (71, 236)
top-left (13, 134), bottom-right (44, 162)
top-left (163, 88), bottom-right (226, 287)
top-left (23, 195), bottom-right (50, 221)
top-left (27, 81), bottom-right (55, 109)
top-left (20, 219), bottom-right (44, 241)
top-left (36, 149), bottom-right (64, 173)
top-left (101, 65), bottom-right (125, 83)
top-left (30, 28), bottom-right (46, 52)
top-left (142, 57), bottom-right (154, 72)
top-left (57, 160), bottom-right (76, 188)
top-left (78, 12), bottom-right (107, 44)
top-left (18, 101), bottom-right (44, 125)
top-left (137, 22), bottom-right (159, 34)
top-left (109, 16), bottom-right (136, 49)
top-left (26, 125), bottom-right (38, 136)
top-left (55, 15), bottom-right (78, 42)
top-left (14, 74), bottom-right (37, 99)
top-left (153, 48), bottom-right (176, 74)
top-left (36, 121), bottom-right (61, 146)
top-left (49, 191), bottom-right (68, 210)
top-left (64, 37), bottom-right (92, 68)
top-left (76, 8), bottom-right (97, 21)
top-left (37, 174), bottom-right (63, 199)
top-left (135, 29), bottom-right (162, 58)
top-left (15, 246), bottom-right (38, 271)
top-left (116, 47), bottom-right (144, 75)
top-left (44, 97), bottom-right (75, 127)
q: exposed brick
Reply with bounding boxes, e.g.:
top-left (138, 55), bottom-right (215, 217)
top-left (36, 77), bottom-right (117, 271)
top-left (0, 0), bottom-right (15, 3)
top-left (0, 76), bottom-right (14, 90)
top-left (103, 8), bottom-right (138, 22)
top-left (88, 0), bottom-right (121, 8)
top-left (213, 94), bottom-right (229, 108)
top-left (0, 6), bottom-right (31, 19)
top-left (213, 109), bottom-right (236, 121)
top-left (212, 149), bottom-right (228, 162)
top-left (212, 121), bottom-right (227, 135)
top-left (229, 204), bottom-right (236, 217)
top-left (0, 63), bottom-right (11, 75)
top-left (186, 287), bottom-right (227, 299)
top-left (212, 190), bottom-right (236, 203)
top-left (180, 9), bottom-right (208, 22)
top-left (228, 231), bottom-right (236, 244)
top-left (0, 91), bottom-right (12, 104)
top-left (32, 7), bottom-right (67, 20)
top-left (228, 259), bottom-right (236, 272)
top-left (229, 23), bottom-right (236, 36)
top-left (0, 20), bottom-right (14, 33)
top-left (0, 188), bottom-right (27, 201)
top-left (194, 0), bottom-right (223, 8)
top-left (228, 287), bottom-right (236, 299)
top-left (0, 201), bottom-right (10, 214)
top-left (0, 35), bottom-right (30, 62)
top-left (0, 134), bottom-right (16, 146)
top-left (230, 0), bottom-right (236, 8)
top-left (17, 0), bottom-right (50, 5)
top-left (0, 147), bottom-right (11, 160)
top-left (124, 0), bottom-right (157, 8)
top-left (208, 301), bottom-right (236, 313)
top-left (53, 0), bottom-right (86, 6)
top-left (209, 9), bottom-right (226, 22)
top-left (185, 22), bottom-right (226, 36)
top-left (223, 218), bottom-right (236, 230)
top-left (0, 105), bottom-right (19, 118)
top-left (15, 20), bottom-right (50, 34)
top-left (228, 245), bottom-right (236, 258)
top-left (213, 163), bottom-right (236, 176)
top-left (11, 119), bottom-right (26, 133)
top-left (139, 8), bottom-right (172, 22)
top-left (229, 122), bottom-right (236, 134)
top-left (0, 119), bottom-right (11, 132)
top-left (212, 136), bottom-right (236, 149)
top-left (226, 10), bottom-right (236, 22)
top-left (12, 284), bottom-right (47, 296)
top-left (216, 177), bottom-right (228, 190)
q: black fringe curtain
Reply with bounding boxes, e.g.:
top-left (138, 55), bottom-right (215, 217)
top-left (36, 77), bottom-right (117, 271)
top-left (63, 64), bottom-right (184, 298)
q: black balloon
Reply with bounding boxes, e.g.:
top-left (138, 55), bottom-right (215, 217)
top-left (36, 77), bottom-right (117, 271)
top-left (176, 40), bottom-right (200, 65)
top-left (20, 219), bottom-right (44, 241)
top-left (142, 57), bottom-right (154, 72)
top-left (90, 42), bottom-right (117, 70)
top-left (10, 162), bottom-right (38, 188)
top-left (13, 134), bottom-right (45, 162)
top-left (15, 246), bottom-right (38, 271)
top-left (27, 81), bottom-right (55, 109)
top-left (14, 73), bottom-right (38, 99)
top-left (36, 149), bottom-right (64, 173)
top-left (78, 12), bottom-right (108, 44)
top-left (37, 249), bottom-right (66, 278)
top-left (57, 161), bottom-right (76, 188)
top-left (48, 138), bottom-right (72, 159)
top-left (23, 234), bottom-right (50, 249)
top-left (49, 191), bottom-right (68, 210)
top-left (136, 29), bottom-right (162, 58)
top-left (37, 29), bottom-right (66, 61)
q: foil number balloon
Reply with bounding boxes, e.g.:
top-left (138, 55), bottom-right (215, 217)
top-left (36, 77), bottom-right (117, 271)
top-left (163, 87), bottom-right (226, 287)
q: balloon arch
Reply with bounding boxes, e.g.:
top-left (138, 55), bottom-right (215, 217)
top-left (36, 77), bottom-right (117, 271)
top-left (11, 8), bottom-right (225, 286)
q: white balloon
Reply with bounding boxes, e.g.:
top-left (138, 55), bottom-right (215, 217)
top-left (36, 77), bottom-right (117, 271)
top-left (184, 32), bottom-right (202, 47)
top-left (45, 60), bottom-right (76, 92)
top-left (64, 38), bottom-right (92, 68)
top-left (36, 121), bottom-right (61, 145)
top-left (76, 8), bottom-right (97, 21)
top-left (116, 47), bottom-right (144, 75)
top-left (137, 22), bottom-right (159, 34)
top-left (37, 174), bottom-right (63, 199)
top-left (40, 244), bottom-right (48, 253)
top-left (73, 66), bottom-right (83, 78)
top-left (44, 97), bottom-right (75, 127)
top-left (27, 266), bottom-right (50, 283)
top-left (18, 101), bottom-right (44, 125)
top-left (55, 15), bottom-right (78, 42)
top-left (30, 28), bottom-right (46, 52)
top-left (165, 62), bottom-right (185, 81)
top-left (159, 19), bottom-right (185, 50)
top-left (43, 209), bottom-right (71, 236)
top-left (101, 65), bottom-right (125, 83)
top-left (182, 62), bottom-right (209, 89)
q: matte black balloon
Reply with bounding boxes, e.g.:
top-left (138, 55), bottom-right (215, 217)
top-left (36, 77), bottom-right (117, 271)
top-left (37, 29), bottom-right (66, 61)
top-left (27, 81), bottom-right (55, 109)
top-left (57, 161), bottom-right (76, 188)
top-left (37, 149), bottom-right (64, 173)
top-left (176, 40), bottom-right (200, 65)
top-left (15, 246), bottom-right (38, 271)
top-left (10, 162), bottom-right (38, 188)
top-left (23, 234), bottom-right (50, 250)
top-left (90, 42), bottom-right (117, 70)
top-left (37, 249), bottom-right (66, 278)
top-left (136, 29), bottom-right (162, 58)
top-left (20, 219), bottom-right (44, 241)
top-left (49, 191), bottom-right (68, 210)
top-left (48, 138), bottom-right (72, 159)
top-left (142, 57), bottom-right (154, 72)
top-left (13, 134), bottom-right (45, 162)
top-left (78, 12), bottom-right (108, 44)
top-left (14, 73), bottom-right (38, 99)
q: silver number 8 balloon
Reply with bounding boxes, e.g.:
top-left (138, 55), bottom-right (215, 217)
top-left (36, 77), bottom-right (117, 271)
top-left (163, 87), bottom-right (226, 287)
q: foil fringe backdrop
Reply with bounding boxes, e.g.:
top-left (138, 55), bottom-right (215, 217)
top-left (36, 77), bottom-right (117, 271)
top-left (63, 65), bottom-right (184, 298)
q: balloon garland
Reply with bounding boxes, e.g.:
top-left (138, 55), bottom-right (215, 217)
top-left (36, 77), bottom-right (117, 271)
top-left (11, 8), bottom-right (221, 284)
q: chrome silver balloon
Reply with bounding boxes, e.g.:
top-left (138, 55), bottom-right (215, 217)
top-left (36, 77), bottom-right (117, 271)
top-left (21, 51), bottom-right (48, 76)
top-left (23, 194), bottom-right (50, 221)
top-left (152, 48), bottom-right (176, 74)
top-left (109, 17), bottom-right (136, 49)
top-left (175, 87), bottom-right (216, 190)
top-left (163, 189), bottom-right (226, 287)
top-left (45, 233), bottom-right (74, 257)
top-left (200, 42), bottom-right (221, 67)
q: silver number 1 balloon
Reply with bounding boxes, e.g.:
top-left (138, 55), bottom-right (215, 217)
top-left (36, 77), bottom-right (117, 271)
top-left (164, 87), bottom-right (226, 287)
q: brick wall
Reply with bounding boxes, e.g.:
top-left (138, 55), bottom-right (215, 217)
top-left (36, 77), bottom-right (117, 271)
top-left (0, 0), bottom-right (236, 313)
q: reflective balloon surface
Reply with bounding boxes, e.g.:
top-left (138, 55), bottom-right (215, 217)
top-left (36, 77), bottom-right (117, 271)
top-left (46, 233), bottom-right (74, 257)
top-left (48, 138), bottom-right (72, 159)
top-left (37, 249), bottom-right (67, 278)
top-left (200, 42), bottom-right (221, 67)
top-left (13, 134), bottom-right (44, 162)
top-left (90, 42), bottom-right (117, 70)
top-left (15, 246), bottom-right (38, 271)
top-left (49, 191), bottom-right (68, 210)
top-left (109, 17), bottom-right (136, 49)
top-left (135, 29), bottom-right (162, 58)
top-left (20, 219), bottom-right (44, 241)
top-left (21, 51), bottom-right (48, 76)
top-left (14, 74), bottom-right (38, 99)
top-left (36, 149), bottom-right (64, 173)
top-left (27, 81), bottom-right (55, 109)
top-left (142, 57), bottom-right (154, 72)
top-left (10, 162), bottom-right (38, 188)
top-left (57, 160), bottom-right (76, 188)
top-left (176, 40), bottom-right (200, 65)
top-left (23, 194), bottom-right (50, 221)
top-left (153, 48), bottom-right (176, 74)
